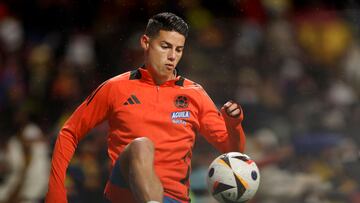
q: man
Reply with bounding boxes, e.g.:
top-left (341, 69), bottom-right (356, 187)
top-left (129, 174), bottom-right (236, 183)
top-left (46, 12), bottom-right (246, 203)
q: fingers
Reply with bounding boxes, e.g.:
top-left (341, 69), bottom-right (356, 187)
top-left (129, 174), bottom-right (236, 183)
top-left (223, 101), bottom-right (242, 118)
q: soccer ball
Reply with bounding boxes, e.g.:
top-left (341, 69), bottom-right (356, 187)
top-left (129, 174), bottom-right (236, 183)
top-left (207, 152), bottom-right (260, 203)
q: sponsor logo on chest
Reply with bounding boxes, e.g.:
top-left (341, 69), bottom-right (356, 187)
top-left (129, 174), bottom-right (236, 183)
top-left (171, 111), bottom-right (190, 125)
top-left (171, 111), bottom-right (190, 119)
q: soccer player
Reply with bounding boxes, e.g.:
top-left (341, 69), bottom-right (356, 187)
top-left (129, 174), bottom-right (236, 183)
top-left (46, 12), bottom-right (246, 203)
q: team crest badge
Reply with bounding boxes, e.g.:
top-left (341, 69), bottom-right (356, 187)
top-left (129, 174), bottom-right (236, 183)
top-left (175, 95), bottom-right (189, 108)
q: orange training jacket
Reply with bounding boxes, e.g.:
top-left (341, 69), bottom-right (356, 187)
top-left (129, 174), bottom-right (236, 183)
top-left (46, 67), bottom-right (246, 203)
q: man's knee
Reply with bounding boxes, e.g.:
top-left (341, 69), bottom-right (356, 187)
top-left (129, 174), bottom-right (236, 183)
top-left (113, 137), bottom-right (155, 187)
top-left (128, 137), bottom-right (155, 160)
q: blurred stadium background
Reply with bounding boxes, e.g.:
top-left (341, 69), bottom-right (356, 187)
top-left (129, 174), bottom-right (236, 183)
top-left (0, 0), bottom-right (360, 203)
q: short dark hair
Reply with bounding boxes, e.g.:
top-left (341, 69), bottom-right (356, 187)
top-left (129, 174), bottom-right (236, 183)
top-left (145, 12), bottom-right (189, 38)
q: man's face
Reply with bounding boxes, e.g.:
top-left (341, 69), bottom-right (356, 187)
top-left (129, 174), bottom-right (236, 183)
top-left (141, 30), bottom-right (185, 83)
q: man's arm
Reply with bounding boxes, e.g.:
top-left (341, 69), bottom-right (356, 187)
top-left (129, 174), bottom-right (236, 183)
top-left (46, 81), bottom-right (112, 203)
top-left (197, 88), bottom-right (246, 153)
top-left (220, 100), bottom-right (246, 152)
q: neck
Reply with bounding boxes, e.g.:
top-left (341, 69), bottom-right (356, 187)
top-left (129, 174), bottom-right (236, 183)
top-left (153, 76), bottom-right (167, 85)
top-left (144, 65), bottom-right (176, 85)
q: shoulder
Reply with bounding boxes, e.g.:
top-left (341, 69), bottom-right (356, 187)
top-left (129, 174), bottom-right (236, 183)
top-left (183, 78), bottom-right (205, 94)
top-left (108, 68), bottom-right (144, 83)
top-left (90, 71), bottom-right (134, 95)
top-left (107, 71), bottom-right (132, 83)
top-left (181, 77), bottom-right (203, 90)
top-left (104, 70), bottom-right (140, 87)
top-left (180, 77), bottom-right (210, 98)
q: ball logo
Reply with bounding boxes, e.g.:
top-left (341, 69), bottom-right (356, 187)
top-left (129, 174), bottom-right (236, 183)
top-left (174, 95), bottom-right (189, 108)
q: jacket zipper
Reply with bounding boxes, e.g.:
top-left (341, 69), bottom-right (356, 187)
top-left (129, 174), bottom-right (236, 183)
top-left (156, 86), bottom-right (160, 102)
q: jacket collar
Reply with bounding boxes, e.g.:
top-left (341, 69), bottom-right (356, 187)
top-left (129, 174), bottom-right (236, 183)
top-left (130, 66), bottom-right (184, 87)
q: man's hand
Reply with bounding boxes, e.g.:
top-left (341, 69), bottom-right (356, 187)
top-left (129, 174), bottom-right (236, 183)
top-left (221, 100), bottom-right (242, 118)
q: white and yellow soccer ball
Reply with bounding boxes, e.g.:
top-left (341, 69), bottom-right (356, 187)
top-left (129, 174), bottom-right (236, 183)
top-left (207, 152), bottom-right (260, 203)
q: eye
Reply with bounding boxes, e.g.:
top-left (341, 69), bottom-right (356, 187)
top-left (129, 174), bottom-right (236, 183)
top-left (160, 43), bottom-right (171, 49)
top-left (176, 48), bottom-right (183, 53)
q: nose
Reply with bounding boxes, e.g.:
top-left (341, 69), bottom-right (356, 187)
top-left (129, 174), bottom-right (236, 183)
top-left (168, 49), bottom-right (176, 62)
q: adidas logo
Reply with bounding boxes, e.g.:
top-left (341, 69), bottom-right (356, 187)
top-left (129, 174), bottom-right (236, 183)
top-left (123, 94), bottom-right (141, 105)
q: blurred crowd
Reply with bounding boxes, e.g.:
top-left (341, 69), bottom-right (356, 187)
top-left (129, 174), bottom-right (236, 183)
top-left (0, 0), bottom-right (360, 203)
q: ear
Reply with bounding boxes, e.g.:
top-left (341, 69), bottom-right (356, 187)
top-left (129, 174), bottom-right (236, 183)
top-left (140, 34), bottom-right (150, 50)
